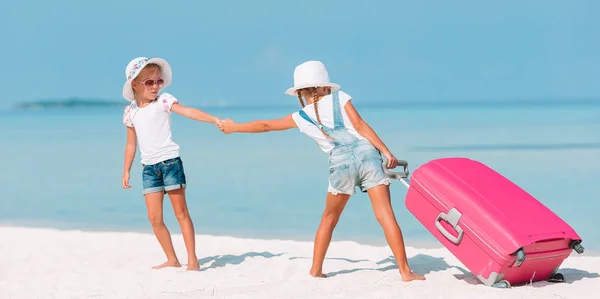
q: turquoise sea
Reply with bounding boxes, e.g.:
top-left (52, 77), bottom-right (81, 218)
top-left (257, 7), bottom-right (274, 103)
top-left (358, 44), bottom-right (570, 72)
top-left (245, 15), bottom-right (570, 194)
top-left (1, 100), bottom-right (598, 254)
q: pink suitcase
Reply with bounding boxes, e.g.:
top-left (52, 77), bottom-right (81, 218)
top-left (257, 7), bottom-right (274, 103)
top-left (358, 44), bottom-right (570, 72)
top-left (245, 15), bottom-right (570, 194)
top-left (384, 157), bottom-right (584, 288)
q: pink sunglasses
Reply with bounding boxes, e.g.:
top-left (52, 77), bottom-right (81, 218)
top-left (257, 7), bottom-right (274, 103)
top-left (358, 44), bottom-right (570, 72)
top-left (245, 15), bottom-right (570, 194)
top-left (141, 79), bottom-right (165, 87)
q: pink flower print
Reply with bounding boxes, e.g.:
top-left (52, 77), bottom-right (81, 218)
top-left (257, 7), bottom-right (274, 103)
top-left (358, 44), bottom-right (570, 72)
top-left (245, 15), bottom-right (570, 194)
top-left (123, 110), bottom-right (130, 126)
top-left (123, 105), bottom-right (134, 127)
top-left (158, 93), bottom-right (178, 112)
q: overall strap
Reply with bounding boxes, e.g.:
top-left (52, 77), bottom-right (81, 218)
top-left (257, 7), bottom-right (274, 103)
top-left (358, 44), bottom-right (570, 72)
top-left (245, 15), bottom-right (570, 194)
top-left (332, 91), bottom-right (344, 129)
top-left (298, 110), bottom-right (320, 128)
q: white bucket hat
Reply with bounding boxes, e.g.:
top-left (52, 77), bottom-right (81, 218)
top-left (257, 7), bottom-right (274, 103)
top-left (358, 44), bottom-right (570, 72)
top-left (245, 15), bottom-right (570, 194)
top-left (284, 60), bottom-right (340, 96)
top-left (122, 56), bottom-right (172, 102)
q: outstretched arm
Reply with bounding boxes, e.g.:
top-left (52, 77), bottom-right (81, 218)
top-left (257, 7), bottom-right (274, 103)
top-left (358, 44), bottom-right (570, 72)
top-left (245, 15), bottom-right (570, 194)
top-left (171, 103), bottom-right (221, 125)
top-left (344, 101), bottom-right (398, 168)
top-left (220, 114), bottom-right (297, 134)
top-left (159, 93), bottom-right (221, 124)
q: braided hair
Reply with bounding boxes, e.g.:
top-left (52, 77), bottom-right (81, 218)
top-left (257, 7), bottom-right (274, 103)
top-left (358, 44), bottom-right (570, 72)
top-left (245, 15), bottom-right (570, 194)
top-left (296, 87), bottom-right (332, 139)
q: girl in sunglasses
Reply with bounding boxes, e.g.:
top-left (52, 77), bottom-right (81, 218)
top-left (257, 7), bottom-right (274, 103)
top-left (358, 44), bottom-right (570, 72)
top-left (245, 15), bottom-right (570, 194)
top-left (121, 57), bottom-right (222, 271)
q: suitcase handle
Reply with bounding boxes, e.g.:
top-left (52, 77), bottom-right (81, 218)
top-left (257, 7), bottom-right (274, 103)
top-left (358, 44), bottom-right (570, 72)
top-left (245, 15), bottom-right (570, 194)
top-left (435, 208), bottom-right (464, 245)
top-left (382, 160), bottom-right (409, 179)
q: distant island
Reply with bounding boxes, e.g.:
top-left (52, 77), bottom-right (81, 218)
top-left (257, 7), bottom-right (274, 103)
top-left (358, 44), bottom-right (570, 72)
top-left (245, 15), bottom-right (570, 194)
top-left (11, 96), bottom-right (600, 111)
top-left (11, 97), bottom-right (232, 110)
top-left (13, 98), bottom-right (126, 110)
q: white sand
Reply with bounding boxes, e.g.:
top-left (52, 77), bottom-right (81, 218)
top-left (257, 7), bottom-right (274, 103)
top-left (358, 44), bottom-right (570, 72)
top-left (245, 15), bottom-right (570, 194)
top-left (1, 226), bottom-right (598, 299)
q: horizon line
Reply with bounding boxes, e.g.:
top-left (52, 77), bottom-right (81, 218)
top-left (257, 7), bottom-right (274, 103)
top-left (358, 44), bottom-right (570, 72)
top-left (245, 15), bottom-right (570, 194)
top-left (8, 95), bottom-right (600, 109)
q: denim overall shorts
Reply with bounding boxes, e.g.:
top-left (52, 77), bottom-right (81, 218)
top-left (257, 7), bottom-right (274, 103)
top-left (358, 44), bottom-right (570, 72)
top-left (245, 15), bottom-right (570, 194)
top-left (298, 91), bottom-right (391, 195)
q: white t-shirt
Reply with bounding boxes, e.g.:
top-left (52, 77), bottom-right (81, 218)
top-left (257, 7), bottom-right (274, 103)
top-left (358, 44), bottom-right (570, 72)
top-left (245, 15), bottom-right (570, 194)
top-left (291, 90), bottom-right (366, 153)
top-left (122, 93), bottom-right (180, 165)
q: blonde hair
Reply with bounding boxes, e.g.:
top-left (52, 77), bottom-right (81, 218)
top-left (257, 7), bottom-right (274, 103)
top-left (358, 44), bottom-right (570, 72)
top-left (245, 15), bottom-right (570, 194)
top-left (296, 87), bottom-right (332, 139)
top-left (137, 63), bottom-right (162, 81)
top-left (132, 63), bottom-right (162, 98)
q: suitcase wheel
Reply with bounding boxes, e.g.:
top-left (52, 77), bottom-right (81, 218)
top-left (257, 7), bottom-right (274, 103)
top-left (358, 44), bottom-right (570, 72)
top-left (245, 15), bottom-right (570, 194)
top-left (547, 273), bottom-right (565, 283)
top-left (513, 248), bottom-right (526, 267)
top-left (569, 240), bottom-right (584, 254)
top-left (491, 280), bottom-right (511, 288)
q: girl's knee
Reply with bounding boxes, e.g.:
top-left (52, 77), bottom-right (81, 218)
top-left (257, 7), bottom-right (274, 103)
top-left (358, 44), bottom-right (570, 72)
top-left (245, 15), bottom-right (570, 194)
top-left (173, 208), bottom-right (190, 221)
top-left (148, 213), bottom-right (164, 226)
top-left (373, 206), bottom-right (395, 225)
top-left (321, 209), bottom-right (341, 227)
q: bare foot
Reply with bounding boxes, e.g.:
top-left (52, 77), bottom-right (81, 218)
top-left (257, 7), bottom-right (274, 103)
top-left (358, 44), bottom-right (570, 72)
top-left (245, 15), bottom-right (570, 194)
top-left (152, 260), bottom-right (181, 269)
top-left (310, 268), bottom-right (327, 278)
top-left (400, 271), bottom-right (426, 282)
top-left (186, 261), bottom-right (200, 271)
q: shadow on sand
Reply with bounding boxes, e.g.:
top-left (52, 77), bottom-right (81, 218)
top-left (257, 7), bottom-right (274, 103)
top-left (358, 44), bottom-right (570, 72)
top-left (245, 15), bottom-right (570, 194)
top-left (495, 268), bottom-right (600, 287)
top-left (324, 254), bottom-right (457, 277)
top-left (198, 251), bottom-right (285, 271)
top-left (323, 253), bottom-right (600, 287)
top-left (452, 267), bottom-right (600, 287)
top-left (557, 268), bottom-right (600, 283)
top-left (288, 256), bottom-right (369, 264)
top-left (196, 252), bottom-right (600, 287)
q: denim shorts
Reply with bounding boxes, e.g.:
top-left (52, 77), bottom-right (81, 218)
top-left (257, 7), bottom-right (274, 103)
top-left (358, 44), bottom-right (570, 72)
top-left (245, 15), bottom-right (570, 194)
top-left (327, 140), bottom-right (390, 195)
top-left (141, 157), bottom-right (187, 195)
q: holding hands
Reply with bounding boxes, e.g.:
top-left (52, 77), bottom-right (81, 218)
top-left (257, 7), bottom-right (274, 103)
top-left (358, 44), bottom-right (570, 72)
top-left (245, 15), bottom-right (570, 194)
top-left (215, 118), bottom-right (224, 128)
top-left (216, 118), bottom-right (236, 134)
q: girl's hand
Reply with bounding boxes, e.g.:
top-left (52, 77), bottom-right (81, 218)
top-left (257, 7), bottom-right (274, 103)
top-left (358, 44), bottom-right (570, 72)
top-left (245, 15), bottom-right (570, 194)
top-left (215, 118), bottom-right (224, 130)
top-left (122, 172), bottom-right (131, 189)
top-left (220, 119), bottom-right (236, 134)
top-left (382, 151), bottom-right (398, 169)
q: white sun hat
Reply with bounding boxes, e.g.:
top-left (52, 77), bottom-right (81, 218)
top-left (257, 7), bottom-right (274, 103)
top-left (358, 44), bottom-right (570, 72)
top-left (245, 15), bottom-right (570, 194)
top-left (122, 56), bottom-right (172, 102)
top-left (284, 60), bottom-right (340, 96)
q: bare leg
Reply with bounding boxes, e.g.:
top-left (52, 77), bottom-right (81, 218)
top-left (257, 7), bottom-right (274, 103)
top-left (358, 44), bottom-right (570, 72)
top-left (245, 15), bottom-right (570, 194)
top-left (145, 191), bottom-right (181, 269)
top-left (366, 185), bottom-right (425, 281)
top-left (310, 192), bottom-right (351, 278)
top-left (167, 188), bottom-right (199, 271)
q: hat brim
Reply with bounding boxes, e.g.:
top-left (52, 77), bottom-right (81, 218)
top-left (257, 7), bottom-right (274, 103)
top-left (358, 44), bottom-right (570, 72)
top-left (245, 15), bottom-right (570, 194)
top-left (122, 58), bottom-right (173, 102)
top-left (284, 82), bottom-right (341, 96)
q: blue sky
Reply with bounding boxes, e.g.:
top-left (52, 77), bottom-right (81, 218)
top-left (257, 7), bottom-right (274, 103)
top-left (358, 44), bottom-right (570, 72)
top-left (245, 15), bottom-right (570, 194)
top-left (1, 0), bottom-right (598, 109)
